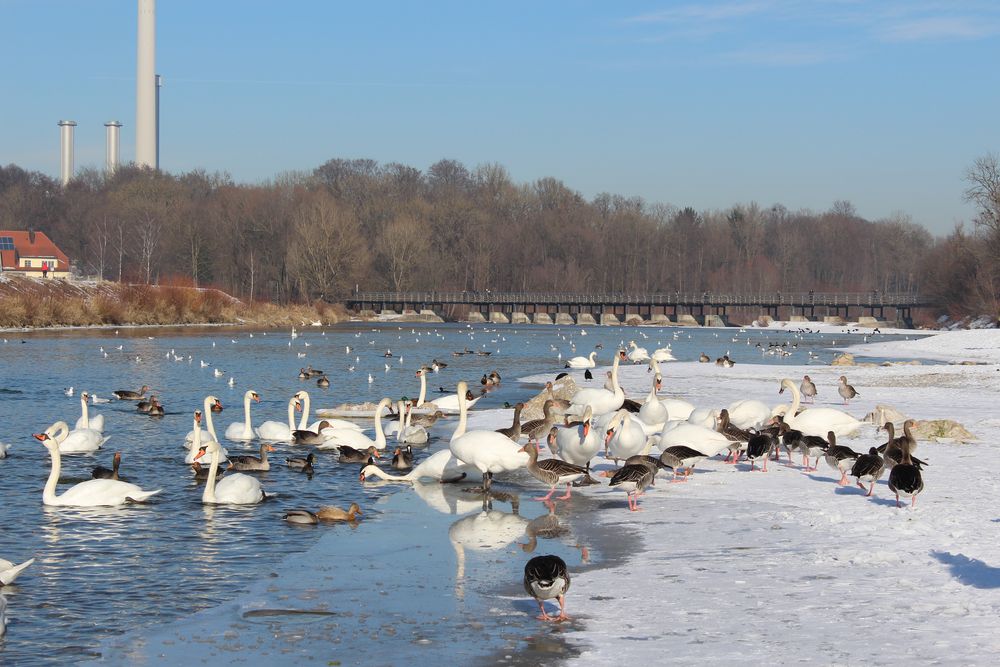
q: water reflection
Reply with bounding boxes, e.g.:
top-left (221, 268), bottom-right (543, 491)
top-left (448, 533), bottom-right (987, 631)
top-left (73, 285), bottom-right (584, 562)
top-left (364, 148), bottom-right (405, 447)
top-left (449, 494), bottom-right (526, 599)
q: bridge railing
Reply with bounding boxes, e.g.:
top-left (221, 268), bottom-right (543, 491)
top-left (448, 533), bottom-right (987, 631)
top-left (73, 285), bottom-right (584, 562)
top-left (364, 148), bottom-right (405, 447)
top-left (348, 291), bottom-right (926, 307)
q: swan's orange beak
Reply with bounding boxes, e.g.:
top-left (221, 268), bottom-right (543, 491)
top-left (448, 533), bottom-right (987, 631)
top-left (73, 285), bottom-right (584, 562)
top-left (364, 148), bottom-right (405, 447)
top-left (215, 400), bottom-right (223, 409)
top-left (655, 379), bottom-right (662, 391)
top-left (359, 471), bottom-right (366, 482)
top-left (253, 394), bottom-right (260, 402)
top-left (33, 433), bottom-right (47, 442)
top-left (195, 413), bottom-right (202, 424)
top-left (604, 429), bottom-right (614, 445)
top-left (295, 401), bottom-right (302, 412)
top-left (266, 445), bottom-right (275, 452)
top-left (194, 447), bottom-right (207, 460)
top-left (583, 422), bottom-right (591, 437)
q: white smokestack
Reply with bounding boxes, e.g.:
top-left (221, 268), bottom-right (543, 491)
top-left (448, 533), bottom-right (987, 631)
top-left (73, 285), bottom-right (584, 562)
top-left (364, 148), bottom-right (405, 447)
top-left (105, 121), bottom-right (122, 174)
top-left (136, 0), bottom-right (156, 168)
top-left (58, 120), bottom-right (77, 186)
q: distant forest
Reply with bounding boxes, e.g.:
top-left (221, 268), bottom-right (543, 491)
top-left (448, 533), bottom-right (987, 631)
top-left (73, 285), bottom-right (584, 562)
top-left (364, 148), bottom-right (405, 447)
top-left (1, 154), bottom-right (998, 318)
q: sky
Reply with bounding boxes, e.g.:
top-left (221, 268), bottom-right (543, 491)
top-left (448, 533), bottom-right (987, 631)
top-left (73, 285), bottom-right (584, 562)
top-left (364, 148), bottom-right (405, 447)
top-left (1, 0), bottom-right (998, 234)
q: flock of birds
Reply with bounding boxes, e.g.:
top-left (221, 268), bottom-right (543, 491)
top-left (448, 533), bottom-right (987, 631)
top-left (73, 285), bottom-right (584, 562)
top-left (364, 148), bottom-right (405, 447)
top-left (1, 322), bottom-right (921, 633)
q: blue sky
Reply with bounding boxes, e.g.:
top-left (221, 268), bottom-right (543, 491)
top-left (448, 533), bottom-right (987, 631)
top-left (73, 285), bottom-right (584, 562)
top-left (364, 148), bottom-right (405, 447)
top-left (1, 1), bottom-right (998, 234)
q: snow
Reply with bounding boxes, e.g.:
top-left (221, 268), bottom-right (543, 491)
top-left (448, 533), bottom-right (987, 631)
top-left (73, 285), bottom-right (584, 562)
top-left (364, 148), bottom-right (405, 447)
top-left (521, 358), bottom-right (1000, 664)
top-left (843, 328), bottom-right (1000, 364)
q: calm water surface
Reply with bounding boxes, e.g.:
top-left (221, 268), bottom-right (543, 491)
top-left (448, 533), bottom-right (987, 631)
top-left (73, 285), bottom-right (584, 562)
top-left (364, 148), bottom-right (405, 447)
top-left (0, 322), bottom-right (919, 665)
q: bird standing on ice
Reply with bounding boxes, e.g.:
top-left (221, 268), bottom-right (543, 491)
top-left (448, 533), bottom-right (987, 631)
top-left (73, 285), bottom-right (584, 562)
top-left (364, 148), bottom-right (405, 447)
top-left (523, 555), bottom-right (571, 621)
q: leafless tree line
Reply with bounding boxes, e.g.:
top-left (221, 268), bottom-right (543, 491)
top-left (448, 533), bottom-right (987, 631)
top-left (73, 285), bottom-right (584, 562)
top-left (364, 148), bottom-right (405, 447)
top-left (0, 155), bottom-right (997, 317)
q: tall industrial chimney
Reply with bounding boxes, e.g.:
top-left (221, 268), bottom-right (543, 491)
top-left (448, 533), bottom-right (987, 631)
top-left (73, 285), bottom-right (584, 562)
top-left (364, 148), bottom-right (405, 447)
top-left (105, 121), bottom-right (122, 173)
top-left (136, 0), bottom-right (157, 168)
top-left (155, 74), bottom-right (163, 169)
top-left (58, 120), bottom-right (77, 186)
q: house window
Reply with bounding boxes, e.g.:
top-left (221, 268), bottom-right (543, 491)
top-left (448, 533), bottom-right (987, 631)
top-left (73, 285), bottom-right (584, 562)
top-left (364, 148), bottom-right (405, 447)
top-left (25, 259), bottom-right (31, 267)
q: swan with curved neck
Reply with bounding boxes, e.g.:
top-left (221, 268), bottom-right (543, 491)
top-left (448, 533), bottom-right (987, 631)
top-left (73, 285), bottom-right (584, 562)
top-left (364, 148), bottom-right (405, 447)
top-left (225, 390), bottom-right (260, 441)
top-left (553, 406), bottom-right (600, 472)
top-left (416, 369), bottom-right (429, 408)
top-left (396, 400), bottom-right (429, 445)
top-left (778, 378), bottom-right (862, 438)
top-left (194, 438), bottom-right (264, 504)
top-left (185, 408), bottom-right (228, 464)
top-left (75, 391), bottom-right (104, 432)
top-left (569, 350), bottom-right (625, 417)
top-left (449, 381), bottom-right (529, 492)
top-left (605, 410), bottom-right (650, 460)
top-left (255, 395), bottom-right (301, 442)
top-left (359, 449), bottom-right (477, 483)
top-left (317, 398), bottom-right (391, 450)
top-left (34, 424), bottom-right (160, 506)
top-left (565, 350), bottom-right (598, 369)
top-left (47, 418), bottom-right (107, 454)
top-left (638, 373), bottom-right (667, 427)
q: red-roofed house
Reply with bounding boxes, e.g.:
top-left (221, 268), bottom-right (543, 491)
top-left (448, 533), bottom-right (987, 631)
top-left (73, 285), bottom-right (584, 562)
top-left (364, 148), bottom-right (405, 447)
top-left (0, 230), bottom-right (70, 279)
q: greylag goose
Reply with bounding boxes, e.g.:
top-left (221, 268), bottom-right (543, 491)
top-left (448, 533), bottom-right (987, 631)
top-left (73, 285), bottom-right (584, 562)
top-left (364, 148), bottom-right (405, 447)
top-left (338, 445), bottom-right (379, 464)
top-left (147, 397), bottom-right (164, 417)
top-left (410, 410), bottom-right (446, 428)
top-left (658, 445), bottom-right (705, 481)
top-left (293, 421), bottom-right (331, 446)
top-left (602, 463), bottom-right (655, 511)
top-left (523, 554), bottom-right (571, 622)
top-left (521, 442), bottom-right (587, 501)
top-left (317, 503), bottom-right (362, 521)
top-left (137, 395), bottom-right (155, 412)
top-left (316, 375), bottom-right (330, 388)
top-left (800, 375), bottom-right (817, 403)
top-left (227, 443), bottom-right (275, 472)
top-left (824, 431), bottom-right (860, 485)
top-left (887, 436), bottom-right (924, 508)
top-left (877, 421), bottom-right (928, 470)
top-left (543, 382), bottom-right (572, 415)
top-left (92, 452), bottom-right (122, 480)
top-left (699, 352), bottom-right (710, 363)
top-left (391, 446), bottom-right (414, 471)
top-left (837, 375), bottom-right (859, 405)
top-left (191, 461), bottom-right (223, 482)
top-left (520, 400), bottom-right (557, 444)
top-left (851, 447), bottom-right (885, 496)
top-left (496, 403), bottom-right (524, 441)
top-left (114, 385), bottom-right (150, 400)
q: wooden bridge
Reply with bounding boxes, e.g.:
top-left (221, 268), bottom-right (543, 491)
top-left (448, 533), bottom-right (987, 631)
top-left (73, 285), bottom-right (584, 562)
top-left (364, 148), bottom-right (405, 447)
top-left (346, 290), bottom-right (932, 327)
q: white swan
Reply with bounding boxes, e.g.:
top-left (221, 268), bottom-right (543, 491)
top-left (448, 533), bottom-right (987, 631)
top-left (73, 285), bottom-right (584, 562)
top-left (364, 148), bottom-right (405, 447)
top-left (778, 379), bottom-right (863, 438)
top-left (685, 407), bottom-right (719, 429)
top-left (725, 399), bottom-right (772, 430)
top-left (434, 387), bottom-right (481, 413)
top-left (0, 556), bottom-right (35, 585)
top-left (225, 390), bottom-right (260, 441)
top-left (195, 438), bottom-right (264, 504)
top-left (626, 341), bottom-right (650, 363)
top-left (569, 350), bottom-right (625, 417)
top-left (289, 390), bottom-right (361, 432)
top-left (553, 406), bottom-right (601, 470)
top-left (449, 381), bottom-right (528, 491)
top-left (254, 395), bottom-right (300, 442)
top-left (393, 400), bottom-right (429, 445)
top-left (74, 392), bottom-right (104, 432)
top-left (651, 345), bottom-right (676, 362)
top-left (638, 373), bottom-right (668, 427)
top-left (34, 427), bottom-right (160, 506)
top-left (604, 409), bottom-right (649, 461)
top-left (317, 397), bottom-right (391, 450)
top-left (565, 351), bottom-right (597, 369)
top-left (359, 449), bottom-right (477, 483)
top-left (415, 368), bottom-right (430, 408)
top-left (656, 422), bottom-right (731, 457)
top-left (185, 409), bottom-right (229, 464)
top-left (43, 421), bottom-right (108, 455)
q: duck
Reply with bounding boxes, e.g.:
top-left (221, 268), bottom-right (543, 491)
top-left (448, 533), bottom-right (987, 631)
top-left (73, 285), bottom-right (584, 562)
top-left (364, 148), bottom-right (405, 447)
top-left (40, 420), bottom-right (108, 455)
top-left (449, 381), bottom-right (529, 492)
top-left (800, 375), bottom-right (818, 403)
top-left (520, 442), bottom-right (587, 501)
top-left (283, 509), bottom-right (318, 525)
top-left (603, 410), bottom-right (648, 462)
top-left (194, 439), bottom-right (265, 504)
top-left (823, 431), bottom-right (861, 486)
top-left (0, 556), bottom-right (35, 586)
top-left (496, 403), bottom-right (524, 441)
top-left (698, 352), bottom-right (711, 363)
top-left (317, 503), bottom-right (363, 522)
top-left (887, 435), bottom-right (924, 508)
top-left (227, 443), bottom-right (275, 472)
top-left (113, 385), bottom-right (150, 400)
top-left (658, 445), bottom-right (706, 481)
top-left (190, 461), bottom-right (222, 482)
top-left (564, 351), bottom-right (598, 369)
top-left (147, 397), bottom-right (164, 417)
top-left (336, 444), bottom-right (380, 464)
top-left (602, 463), bottom-right (655, 511)
top-left (255, 395), bottom-right (301, 443)
top-left (225, 390), bottom-right (260, 441)
top-left (838, 375), bottom-right (859, 405)
top-left (777, 379), bottom-right (863, 438)
top-left (318, 398), bottom-right (392, 451)
top-left (33, 430), bottom-right (161, 507)
top-left (523, 554), bottom-right (571, 622)
top-left (91, 451), bottom-right (123, 480)
top-left (286, 452), bottom-right (315, 474)
top-left (359, 449), bottom-right (477, 483)
top-left (569, 350), bottom-right (625, 417)
top-left (391, 445), bottom-right (414, 471)
top-left (74, 391), bottom-right (104, 433)
top-left (851, 448), bottom-right (885, 496)
top-left (316, 375), bottom-right (330, 388)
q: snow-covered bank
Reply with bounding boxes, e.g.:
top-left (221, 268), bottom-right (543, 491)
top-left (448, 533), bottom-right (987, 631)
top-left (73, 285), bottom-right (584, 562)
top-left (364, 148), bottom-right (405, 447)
top-left (521, 360), bottom-right (1000, 664)
top-left (843, 328), bottom-right (1000, 364)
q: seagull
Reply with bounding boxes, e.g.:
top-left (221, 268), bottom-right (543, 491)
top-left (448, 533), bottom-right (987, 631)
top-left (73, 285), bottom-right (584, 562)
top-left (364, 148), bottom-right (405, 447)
top-left (298, 352), bottom-right (307, 358)
top-left (228, 377), bottom-right (236, 387)
top-left (368, 374), bottom-right (374, 384)
top-left (64, 387), bottom-right (74, 396)
top-left (385, 363), bottom-right (391, 372)
top-left (91, 394), bottom-right (110, 404)
top-left (200, 360), bottom-right (209, 367)
top-left (214, 368), bottom-right (224, 377)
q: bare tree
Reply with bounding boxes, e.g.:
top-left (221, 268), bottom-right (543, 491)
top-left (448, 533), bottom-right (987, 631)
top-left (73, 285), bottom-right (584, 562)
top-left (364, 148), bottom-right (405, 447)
top-left (377, 215), bottom-right (430, 291)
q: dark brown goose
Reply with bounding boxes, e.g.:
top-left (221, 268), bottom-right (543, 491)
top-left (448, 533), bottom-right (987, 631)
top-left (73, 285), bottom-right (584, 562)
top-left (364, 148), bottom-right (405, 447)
top-left (601, 463), bottom-right (654, 511)
top-left (520, 400), bottom-right (557, 444)
top-left (228, 443), bottom-right (275, 472)
top-left (877, 421), bottom-right (928, 470)
top-left (851, 447), bottom-right (885, 496)
top-left (496, 403), bottom-right (524, 441)
top-left (286, 452), bottom-right (315, 471)
top-left (293, 420), bottom-right (331, 446)
top-left (92, 451), bottom-right (122, 480)
top-left (658, 445), bottom-right (705, 481)
top-left (521, 442), bottom-right (587, 501)
top-left (523, 554), bottom-right (571, 622)
top-left (824, 431), bottom-right (860, 485)
top-left (147, 397), bottom-right (164, 417)
top-left (409, 410), bottom-right (445, 428)
top-left (338, 445), bottom-right (379, 464)
top-left (114, 385), bottom-right (150, 401)
top-left (391, 446), bottom-right (413, 471)
top-left (837, 375), bottom-right (859, 405)
top-left (887, 435), bottom-right (924, 508)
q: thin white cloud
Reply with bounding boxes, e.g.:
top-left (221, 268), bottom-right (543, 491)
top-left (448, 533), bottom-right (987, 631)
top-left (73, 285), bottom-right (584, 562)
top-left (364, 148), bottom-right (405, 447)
top-left (879, 16), bottom-right (1000, 42)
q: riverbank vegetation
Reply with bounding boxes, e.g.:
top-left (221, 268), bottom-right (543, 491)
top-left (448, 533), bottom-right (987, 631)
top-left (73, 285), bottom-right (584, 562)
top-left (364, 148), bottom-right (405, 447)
top-left (1, 153), bottom-right (998, 318)
top-left (0, 277), bottom-right (343, 329)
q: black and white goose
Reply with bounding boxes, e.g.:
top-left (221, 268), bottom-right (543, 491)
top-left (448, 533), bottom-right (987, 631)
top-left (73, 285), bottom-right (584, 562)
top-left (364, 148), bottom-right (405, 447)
top-left (888, 435), bottom-right (924, 508)
top-left (286, 452), bottom-right (315, 472)
top-left (391, 446), bottom-right (414, 471)
top-left (800, 433), bottom-right (830, 471)
top-left (521, 442), bottom-right (587, 501)
top-left (823, 431), bottom-right (860, 486)
top-left (851, 447), bottom-right (885, 496)
top-left (523, 554), bottom-right (571, 622)
top-left (745, 432), bottom-right (774, 472)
